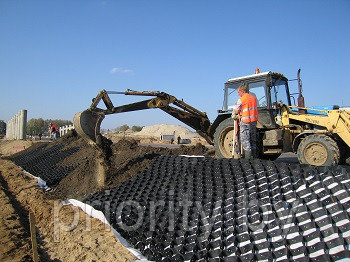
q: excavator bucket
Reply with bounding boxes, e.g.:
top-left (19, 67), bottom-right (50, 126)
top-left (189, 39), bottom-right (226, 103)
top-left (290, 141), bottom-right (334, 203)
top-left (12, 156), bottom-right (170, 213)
top-left (73, 110), bottom-right (105, 145)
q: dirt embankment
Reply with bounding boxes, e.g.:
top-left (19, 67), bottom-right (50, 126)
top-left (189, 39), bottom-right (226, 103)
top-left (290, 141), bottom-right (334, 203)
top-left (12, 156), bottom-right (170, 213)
top-left (0, 139), bottom-right (38, 157)
top-left (7, 131), bottom-right (212, 200)
top-left (0, 132), bottom-right (212, 261)
top-left (106, 139), bottom-right (211, 189)
top-left (51, 137), bottom-right (212, 199)
top-left (0, 170), bottom-right (32, 261)
top-left (7, 131), bottom-right (103, 200)
top-left (0, 159), bottom-right (136, 261)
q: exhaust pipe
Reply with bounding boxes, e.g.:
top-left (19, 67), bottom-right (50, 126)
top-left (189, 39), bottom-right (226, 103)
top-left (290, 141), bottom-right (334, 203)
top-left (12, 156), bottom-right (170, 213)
top-left (297, 68), bottom-right (306, 114)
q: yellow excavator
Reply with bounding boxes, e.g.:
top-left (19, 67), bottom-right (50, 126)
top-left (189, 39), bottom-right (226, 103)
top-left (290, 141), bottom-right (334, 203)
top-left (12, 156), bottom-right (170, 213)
top-left (74, 69), bottom-right (350, 166)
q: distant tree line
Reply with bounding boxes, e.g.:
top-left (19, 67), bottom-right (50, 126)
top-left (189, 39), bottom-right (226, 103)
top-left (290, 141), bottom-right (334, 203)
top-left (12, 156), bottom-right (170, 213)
top-left (131, 125), bottom-right (143, 132)
top-left (100, 125), bottom-right (144, 134)
top-left (117, 124), bottom-right (143, 132)
top-left (101, 125), bottom-right (143, 133)
top-left (0, 120), bottom-right (6, 135)
top-left (26, 118), bottom-right (73, 135)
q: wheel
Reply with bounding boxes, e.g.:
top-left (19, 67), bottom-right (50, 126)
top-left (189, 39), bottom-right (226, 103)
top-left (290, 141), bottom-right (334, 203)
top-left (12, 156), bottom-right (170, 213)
top-left (297, 134), bottom-right (340, 166)
top-left (337, 141), bottom-right (350, 165)
top-left (214, 118), bottom-right (236, 158)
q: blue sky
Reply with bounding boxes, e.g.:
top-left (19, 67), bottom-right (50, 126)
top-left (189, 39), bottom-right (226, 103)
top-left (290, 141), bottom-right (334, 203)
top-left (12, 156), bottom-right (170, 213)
top-left (1, 0), bottom-right (349, 129)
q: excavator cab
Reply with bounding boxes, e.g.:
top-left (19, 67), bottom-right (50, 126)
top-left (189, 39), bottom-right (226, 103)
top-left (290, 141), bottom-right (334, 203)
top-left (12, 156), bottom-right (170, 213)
top-left (223, 71), bottom-right (291, 129)
top-left (211, 71), bottom-right (292, 159)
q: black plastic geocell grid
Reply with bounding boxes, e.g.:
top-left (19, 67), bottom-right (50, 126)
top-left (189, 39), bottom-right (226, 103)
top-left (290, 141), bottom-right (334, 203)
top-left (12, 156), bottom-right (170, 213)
top-left (10, 143), bottom-right (80, 186)
top-left (85, 155), bottom-right (350, 261)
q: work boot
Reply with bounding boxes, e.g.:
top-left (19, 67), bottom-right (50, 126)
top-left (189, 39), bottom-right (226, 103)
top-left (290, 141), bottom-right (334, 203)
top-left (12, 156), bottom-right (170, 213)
top-left (244, 150), bottom-right (252, 159)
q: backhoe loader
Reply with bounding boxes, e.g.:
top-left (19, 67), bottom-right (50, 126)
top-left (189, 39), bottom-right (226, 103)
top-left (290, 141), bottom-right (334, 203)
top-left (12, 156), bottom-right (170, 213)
top-left (74, 69), bottom-right (350, 166)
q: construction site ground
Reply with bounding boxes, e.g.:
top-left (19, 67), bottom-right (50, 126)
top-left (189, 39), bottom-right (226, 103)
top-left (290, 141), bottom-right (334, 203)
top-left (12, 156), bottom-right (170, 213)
top-left (1, 133), bottom-right (349, 261)
top-left (0, 134), bottom-right (211, 261)
top-left (0, 159), bottom-right (136, 261)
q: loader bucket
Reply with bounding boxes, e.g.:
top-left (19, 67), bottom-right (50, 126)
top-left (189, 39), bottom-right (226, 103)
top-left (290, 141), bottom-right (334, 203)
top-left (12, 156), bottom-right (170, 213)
top-left (73, 110), bottom-right (105, 145)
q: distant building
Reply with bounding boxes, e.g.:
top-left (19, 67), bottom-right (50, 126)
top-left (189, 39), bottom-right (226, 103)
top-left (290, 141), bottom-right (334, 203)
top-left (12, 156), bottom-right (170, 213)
top-left (160, 134), bottom-right (174, 141)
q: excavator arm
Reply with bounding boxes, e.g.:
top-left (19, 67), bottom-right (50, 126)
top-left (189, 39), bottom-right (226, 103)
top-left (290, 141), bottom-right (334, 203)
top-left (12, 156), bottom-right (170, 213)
top-left (74, 89), bottom-right (213, 146)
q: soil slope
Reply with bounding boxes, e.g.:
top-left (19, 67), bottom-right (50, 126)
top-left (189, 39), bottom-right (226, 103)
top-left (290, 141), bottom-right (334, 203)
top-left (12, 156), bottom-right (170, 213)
top-left (8, 131), bottom-right (211, 200)
top-left (0, 159), bottom-right (136, 261)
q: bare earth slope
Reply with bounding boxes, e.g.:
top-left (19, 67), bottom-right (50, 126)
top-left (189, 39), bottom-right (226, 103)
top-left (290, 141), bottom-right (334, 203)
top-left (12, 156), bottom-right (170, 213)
top-left (0, 160), bottom-right (135, 261)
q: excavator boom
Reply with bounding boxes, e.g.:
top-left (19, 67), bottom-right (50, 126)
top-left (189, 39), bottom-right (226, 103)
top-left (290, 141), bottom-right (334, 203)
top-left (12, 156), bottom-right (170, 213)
top-left (74, 89), bottom-right (213, 146)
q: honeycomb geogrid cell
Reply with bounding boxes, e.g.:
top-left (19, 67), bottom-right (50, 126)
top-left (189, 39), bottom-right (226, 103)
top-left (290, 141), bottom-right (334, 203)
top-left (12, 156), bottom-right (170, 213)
top-left (10, 143), bottom-right (80, 186)
top-left (84, 156), bottom-right (350, 261)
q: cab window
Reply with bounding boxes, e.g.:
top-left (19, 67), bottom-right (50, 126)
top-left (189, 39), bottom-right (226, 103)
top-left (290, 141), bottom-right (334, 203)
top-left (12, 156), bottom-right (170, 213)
top-left (226, 81), bottom-right (267, 109)
top-left (270, 79), bottom-right (290, 106)
top-left (248, 81), bottom-right (267, 107)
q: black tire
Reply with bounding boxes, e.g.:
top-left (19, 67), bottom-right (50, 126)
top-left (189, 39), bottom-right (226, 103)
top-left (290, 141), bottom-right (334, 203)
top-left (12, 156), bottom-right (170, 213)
top-left (297, 134), bottom-right (340, 166)
top-left (337, 141), bottom-right (350, 165)
top-left (214, 118), bottom-right (236, 158)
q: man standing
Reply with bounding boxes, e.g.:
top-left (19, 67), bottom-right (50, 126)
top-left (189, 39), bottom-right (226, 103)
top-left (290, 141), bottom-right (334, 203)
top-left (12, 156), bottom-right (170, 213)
top-left (232, 84), bottom-right (258, 159)
top-left (49, 123), bottom-right (57, 140)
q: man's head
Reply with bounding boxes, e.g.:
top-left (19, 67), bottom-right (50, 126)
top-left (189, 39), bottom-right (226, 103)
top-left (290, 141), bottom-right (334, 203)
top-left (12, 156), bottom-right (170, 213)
top-left (237, 84), bottom-right (249, 97)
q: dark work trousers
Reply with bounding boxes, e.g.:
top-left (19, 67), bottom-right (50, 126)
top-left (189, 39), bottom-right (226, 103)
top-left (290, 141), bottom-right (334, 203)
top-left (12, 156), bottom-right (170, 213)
top-left (240, 122), bottom-right (257, 156)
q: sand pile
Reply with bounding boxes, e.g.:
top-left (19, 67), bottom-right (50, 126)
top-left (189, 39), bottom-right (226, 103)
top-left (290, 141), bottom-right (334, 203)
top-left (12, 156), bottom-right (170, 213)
top-left (136, 124), bottom-right (200, 139)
